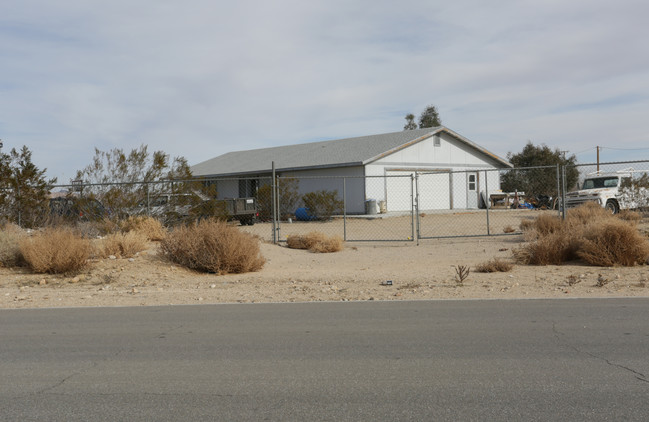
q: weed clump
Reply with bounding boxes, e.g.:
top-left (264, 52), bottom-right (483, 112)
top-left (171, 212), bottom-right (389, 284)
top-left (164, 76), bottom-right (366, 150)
top-left (475, 258), bottom-right (514, 273)
top-left (287, 232), bottom-right (344, 253)
top-left (515, 203), bottom-right (649, 267)
top-left (160, 219), bottom-right (265, 274)
top-left (100, 231), bottom-right (148, 258)
top-left (119, 216), bottom-right (166, 241)
top-left (20, 228), bottom-right (91, 274)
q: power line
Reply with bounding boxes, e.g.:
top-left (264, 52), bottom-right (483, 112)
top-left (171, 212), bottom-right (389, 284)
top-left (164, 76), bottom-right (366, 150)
top-left (600, 146), bottom-right (649, 151)
top-left (574, 147), bottom-right (597, 155)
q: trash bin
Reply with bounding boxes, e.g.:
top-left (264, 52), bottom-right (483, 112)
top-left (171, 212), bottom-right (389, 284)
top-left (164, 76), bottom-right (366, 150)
top-left (365, 199), bottom-right (378, 215)
top-left (295, 207), bottom-right (316, 221)
top-left (379, 200), bottom-right (387, 213)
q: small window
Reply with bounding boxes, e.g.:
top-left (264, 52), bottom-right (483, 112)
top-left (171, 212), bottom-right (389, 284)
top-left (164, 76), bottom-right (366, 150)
top-left (468, 174), bottom-right (476, 191)
top-left (433, 135), bottom-right (441, 147)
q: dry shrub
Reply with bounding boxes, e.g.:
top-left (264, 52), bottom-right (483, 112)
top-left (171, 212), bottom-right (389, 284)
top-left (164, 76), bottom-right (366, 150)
top-left (475, 258), bottom-right (514, 273)
top-left (0, 224), bottom-right (26, 267)
top-left (503, 226), bottom-right (516, 234)
top-left (618, 210), bottom-right (641, 224)
top-left (160, 219), bottom-right (265, 274)
top-left (20, 228), bottom-right (91, 274)
top-left (514, 230), bottom-right (581, 265)
top-left (519, 219), bottom-right (536, 232)
top-left (100, 232), bottom-right (148, 258)
top-left (532, 214), bottom-right (563, 235)
top-left (565, 201), bottom-right (611, 226)
top-left (287, 232), bottom-right (344, 253)
top-left (578, 221), bottom-right (649, 267)
top-left (515, 203), bottom-right (649, 266)
top-left (120, 216), bottom-right (166, 241)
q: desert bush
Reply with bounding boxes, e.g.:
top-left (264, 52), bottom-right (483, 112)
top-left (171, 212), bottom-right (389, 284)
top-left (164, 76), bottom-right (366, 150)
top-left (515, 202), bottom-right (649, 266)
top-left (0, 224), bottom-right (26, 267)
top-left (119, 215), bottom-right (166, 241)
top-left (287, 232), bottom-right (344, 253)
top-left (160, 219), bottom-right (265, 274)
top-left (20, 228), bottom-right (91, 274)
top-left (257, 178), bottom-right (300, 220)
top-left (618, 210), bottom-right (641, 224)
top-left (100, 231), bottom-right (148, 258)
top-left (475, 258), bottom-right (514, 273)
top-left (577, 221), bottom-right (649, 267)
top-left (565, 201), bottom-right (611, 226)
top-left (513, 230), bottom-right (581, 265)
top-left (301, 190), bottom-right (343, 220)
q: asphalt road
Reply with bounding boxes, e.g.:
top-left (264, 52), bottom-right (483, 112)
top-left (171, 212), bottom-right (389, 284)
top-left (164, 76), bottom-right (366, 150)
top-left (1, 298), bottom-right (648, 421)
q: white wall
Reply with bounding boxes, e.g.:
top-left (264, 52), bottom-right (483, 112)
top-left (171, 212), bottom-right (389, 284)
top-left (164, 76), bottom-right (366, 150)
top-left (365, 132), bottom-right (503, 212)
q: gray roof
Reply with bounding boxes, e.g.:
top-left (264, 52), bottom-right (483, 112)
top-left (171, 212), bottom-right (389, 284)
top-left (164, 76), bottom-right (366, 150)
top-left (191, 126), bottom-right (511, 177)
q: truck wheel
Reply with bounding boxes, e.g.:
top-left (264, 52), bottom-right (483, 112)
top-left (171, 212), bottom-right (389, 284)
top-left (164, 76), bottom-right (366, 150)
top-left (605, 200), bottom-right (619, 214)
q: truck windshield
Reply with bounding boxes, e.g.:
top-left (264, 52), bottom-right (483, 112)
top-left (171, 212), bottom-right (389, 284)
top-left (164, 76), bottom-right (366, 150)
top-left (582, 177), bottom-right (619, 189)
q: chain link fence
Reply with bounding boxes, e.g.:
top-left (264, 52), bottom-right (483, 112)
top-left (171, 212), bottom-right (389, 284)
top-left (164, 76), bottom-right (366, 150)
top-left (3, 160), bottom-right (648, 241)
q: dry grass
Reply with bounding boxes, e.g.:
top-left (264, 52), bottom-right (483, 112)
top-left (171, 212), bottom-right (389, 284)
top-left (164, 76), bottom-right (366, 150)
top-left (515, 203), bottom-right (649, 266)
top-left (475, 258), bottom-right (514, 273)
top-left (0, 224), bottom-right (26, 267)
top-left (119, 216), bottom-right (167, 241)
top-left (618, 210), bottom-right (642, 224)
top-left (286, 231), bottom-right (344, 253)
top-left (578, 220), bottom-right (649, 267)
top-left (502, 226), bottom-right (516, 234)
top-left (99, 232), bottom-right (148, 258)
top-left (19, 227), bottom-right (91, 274)
top-left (160, 219), bottom-right (265, 274)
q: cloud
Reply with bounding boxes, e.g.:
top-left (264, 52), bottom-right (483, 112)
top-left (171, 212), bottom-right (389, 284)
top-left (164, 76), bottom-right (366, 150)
top-left (1, 0), bottom-right (648, 183)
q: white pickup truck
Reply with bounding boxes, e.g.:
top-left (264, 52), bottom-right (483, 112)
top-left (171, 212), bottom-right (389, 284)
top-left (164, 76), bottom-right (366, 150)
top-left (564, 169), bottom-right (649, 214)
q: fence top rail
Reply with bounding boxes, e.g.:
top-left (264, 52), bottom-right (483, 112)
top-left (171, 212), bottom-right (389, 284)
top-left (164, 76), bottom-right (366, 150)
top-left (572, 159), bottom-right (649, 168)
top-left (52, 176), bottom-right (273, 190)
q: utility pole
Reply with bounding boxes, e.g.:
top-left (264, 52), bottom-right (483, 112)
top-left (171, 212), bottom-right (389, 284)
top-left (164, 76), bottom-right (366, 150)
top-left (596, 146), bottom-right (600, 172)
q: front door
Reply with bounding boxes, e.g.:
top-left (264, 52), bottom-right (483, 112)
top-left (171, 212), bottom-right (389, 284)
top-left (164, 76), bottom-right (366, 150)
top-left (467, 172), bottom-right (478, 209)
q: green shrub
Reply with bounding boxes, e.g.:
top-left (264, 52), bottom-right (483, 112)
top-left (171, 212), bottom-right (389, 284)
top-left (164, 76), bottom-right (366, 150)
top-left (257, 178), bottom-right (300, 221)
top-left (302, 190), bottom-right (343, 220)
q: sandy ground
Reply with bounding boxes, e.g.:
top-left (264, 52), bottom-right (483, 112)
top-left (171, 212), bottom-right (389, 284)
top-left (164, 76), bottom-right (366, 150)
top-left (2, 228), bottom-right (649, 309)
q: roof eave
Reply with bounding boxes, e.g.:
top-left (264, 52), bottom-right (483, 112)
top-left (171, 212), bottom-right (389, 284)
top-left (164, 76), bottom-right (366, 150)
top-left (363, 126), bottom-right (512, 168)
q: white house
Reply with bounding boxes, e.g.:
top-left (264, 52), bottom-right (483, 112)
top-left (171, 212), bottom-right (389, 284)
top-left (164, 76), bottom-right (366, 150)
top-left (191, 127), bottom-right (511, 214)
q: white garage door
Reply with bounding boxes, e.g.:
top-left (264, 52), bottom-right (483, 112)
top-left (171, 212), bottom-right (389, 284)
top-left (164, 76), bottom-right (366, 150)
top-left (385, 170), bottom-right (451, 212)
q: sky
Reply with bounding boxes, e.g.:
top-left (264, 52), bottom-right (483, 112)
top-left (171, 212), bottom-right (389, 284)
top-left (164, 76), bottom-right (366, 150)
top-left (1, 0), bottom-right (648, 184)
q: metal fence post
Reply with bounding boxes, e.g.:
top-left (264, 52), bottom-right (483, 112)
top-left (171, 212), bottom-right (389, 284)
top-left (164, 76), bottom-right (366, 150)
top-left (485, 170), bottom-right (490, 236)
top-left (561, 166), bottom-right (566, 220)
top-left (414, 172), bottom-right (418, 244)
top-left (343, 177), bottom-right (347, 241)
top-left (146, 181), bottom-right (151, 216)
top-left (272, 162), bottom-right (277, 244)
top-left (16, 184), bottom-right (21, 227)
top-left (555, 164), bottom-right (561, 218)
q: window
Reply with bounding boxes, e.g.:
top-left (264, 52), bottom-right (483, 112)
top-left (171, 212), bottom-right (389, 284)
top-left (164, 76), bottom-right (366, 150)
top-left (239, 179), bottom-right (258, 197)
top-left (468, 174), bottom-right (476, 191)
top-left (433, 135), bottom-right (441, 147)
